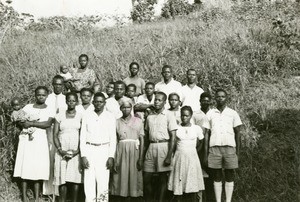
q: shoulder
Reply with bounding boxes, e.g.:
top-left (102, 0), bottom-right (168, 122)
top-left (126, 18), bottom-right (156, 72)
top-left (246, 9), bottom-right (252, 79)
top-left (173, 80), bottom-right (182, 86)
top-left (123, 77), bottom-right (130, 83)
top-left (225, 107), bottom-right (239, 115)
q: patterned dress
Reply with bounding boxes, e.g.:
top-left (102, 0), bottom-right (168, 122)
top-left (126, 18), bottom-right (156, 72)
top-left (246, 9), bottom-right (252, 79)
top-left (168, 124), bottom-right (205, 195)
top-left (70, 68), bottom-right (96, 91)
top-left (111, 116), bottom-right (144, 197)
top-left (53, 111), bottom-right (83, 185)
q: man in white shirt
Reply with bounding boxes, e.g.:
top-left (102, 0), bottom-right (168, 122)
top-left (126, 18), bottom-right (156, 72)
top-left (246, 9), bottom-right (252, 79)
top-left (203, 89), bottom-right (243, 202)
top-left (80, 92), bottom-right (116, 202)
top-left (181, 69), bottom-right (204, 112)
top-left (134, 82), bottom-right (155, 120)
top-left (155, 65), bottom-right (182, 109)
top-left (76, 88), bottom-right (94, 114)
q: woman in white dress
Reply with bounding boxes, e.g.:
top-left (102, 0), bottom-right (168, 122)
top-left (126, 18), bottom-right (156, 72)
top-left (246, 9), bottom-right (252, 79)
top-left (14, 86), bottom-right (54, 202)
top-left (168, 106), bottom-right (205, 202)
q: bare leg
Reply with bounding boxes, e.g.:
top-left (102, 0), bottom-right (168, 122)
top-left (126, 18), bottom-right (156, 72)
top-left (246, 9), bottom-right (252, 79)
top-left (33, 181), bottom-right (40, 201)
top-left (212, 169), bottom-right (223, 202)
top-left (71, 183), bottom-right (80, 202)
top-left (143, 172), bottom-right (153, 202)
top-left (21, 180), bottom-right (28, 202)
top-left (59, 184), bottom-right (67, 202)
top-left (158, 172), bottom-right (169, 202)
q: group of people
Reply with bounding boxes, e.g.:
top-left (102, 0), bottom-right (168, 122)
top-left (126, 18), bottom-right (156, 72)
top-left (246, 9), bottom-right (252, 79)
top-left (11, 54), bottom-right (243, 202)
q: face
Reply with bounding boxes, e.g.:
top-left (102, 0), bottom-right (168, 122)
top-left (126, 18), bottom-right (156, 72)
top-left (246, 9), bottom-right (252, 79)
top-left (35, 89), bottom-right (48, 104)
top-left (161, 67), bottom-right (172, 81)
top-left (66, 95), bottom-right (77, 110)
top-left (130, 64), bottom-right (139, 76)
top-left (12, 99), bottom-right (21, 111)
top-left (154, 94), bottom-right (166, 110)
top-left (60, 65), bottom-right (69, 74)
top-left (200, 97), bottom-right (210, 109)
top-left (79, 56), bottom-right (88, 68)
top-left (52, 78), bottom-right (64, 94)
top-left (126, 87), bottom-right (136, 98)
top-left (145, 84), bottom-right (154, 96)
top-left (169, 95), bottom-right (180, 109)
top-left (187, 70), bottom-right (197, 84)
top-left (106, 84), bottom-right (114, 96)
top-left (120, 102), bottom-right (132, 117)
top-left (216, 91), bottom-right (227, 106)
top-left (93, 96), bottom-right (106, 112)
top-left (181, 109), bottom-right (192, 125)
top-left (114, 84), bottom-right (125, 99)
top-left (80, 91), bottom-right (92, 105)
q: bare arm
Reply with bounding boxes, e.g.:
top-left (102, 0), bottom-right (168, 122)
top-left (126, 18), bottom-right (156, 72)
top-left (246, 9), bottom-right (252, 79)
top-left (143, 130), bottom-right (150, 160)
top-left (203, 128), bottom-right (210, 166)
top-left (22, 118), bottom-right (53, 129)
top-left (139, 135), bottom-right (144, 161)
top-left (164, 130), bottom-right (176, 165)
top-left (53, 120), bottom-right (61, 150)
top-left (234, 125), bottom-right (243, 157)
top-left (134, 103), bottom-right (154, 112)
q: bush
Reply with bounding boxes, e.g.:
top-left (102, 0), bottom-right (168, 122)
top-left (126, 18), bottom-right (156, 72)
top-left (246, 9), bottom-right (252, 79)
top-left (131, 0), bottom-right (156, 23)
top-left (161, 0), bottom-right (195, 19)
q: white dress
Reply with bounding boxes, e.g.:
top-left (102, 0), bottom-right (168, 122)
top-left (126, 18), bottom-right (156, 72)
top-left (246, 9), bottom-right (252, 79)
top-left (14, 104), bottom-right (54, 180)
top-left (168, 124), bottom-right (205, 195)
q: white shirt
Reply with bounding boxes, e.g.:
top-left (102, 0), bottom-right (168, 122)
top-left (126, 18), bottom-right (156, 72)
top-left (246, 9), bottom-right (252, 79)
top-left (59, 72), bottom-right (72, 80)
top-left (80, 110), bottom-right (116, 158)
top-left (76, 104), bottom-right (94, 115)
top-left (136, 94), bottom-right (155, 104)
top-left (45, 92), bottom-right (67, 114)
top-left (181, 84), bottom-right (204, 112)
top-left (204, 107), bottom-right (242, 147)
top-left (105, 97), bottom-right (122, 119)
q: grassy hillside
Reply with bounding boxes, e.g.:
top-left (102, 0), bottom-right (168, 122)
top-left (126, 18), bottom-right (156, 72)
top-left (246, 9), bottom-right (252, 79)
top-left (0, 1), bottom-right (299, 201)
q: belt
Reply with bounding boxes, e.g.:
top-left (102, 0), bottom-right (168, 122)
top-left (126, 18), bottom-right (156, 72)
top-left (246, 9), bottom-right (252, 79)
top-left (86, 142), bottom-right (109, 146)
top-left (150, 140), bottom-right (169, 143)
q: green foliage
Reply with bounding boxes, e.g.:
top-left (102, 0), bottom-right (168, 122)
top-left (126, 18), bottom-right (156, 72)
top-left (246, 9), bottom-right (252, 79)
top-left (161, 0), bottom-right (195, 19)
top-left (131, 0), bottom-right (156, 23)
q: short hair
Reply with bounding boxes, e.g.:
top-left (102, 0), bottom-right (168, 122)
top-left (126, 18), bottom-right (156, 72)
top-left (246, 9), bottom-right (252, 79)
top-left (162, 64), bottom-right (173, 72)
top-left (126, 84), bottom-right (137, 92)
top-left (80, 87), bottom-right (93, 95)
top-left (129, 62), bottom-right (140, 70)
top-left (93, 92), bottom-right (106, 100)
top-left (168, 93), bottom-right (180, 101)
top-left (114, 80), bottom-right (126, 88)
top-left (145, 82), bottom-right (155, 88)
top-left (155, 91), bottom-right (167, 101)
top-left (215, 88), bottom-right (227, 96)
top-left (79, 54), bottom-right (89, 61)
top-left (66, 92), bottom-right (79, 101)
top-left (187, 68), bottom-right (196, 74)
top-left (200, 92), bottom-right (211, 100)
top-left (52, 75), bottom-right (64, 83)
top-left (107, 81), bottom-right (115, 86)
top-left (181, 106), bottom-right (193, 116)
top-left (35, 86), bottom-right (49, 95)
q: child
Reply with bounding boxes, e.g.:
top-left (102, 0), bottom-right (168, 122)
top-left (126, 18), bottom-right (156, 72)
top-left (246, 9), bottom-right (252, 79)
top-left (11, 98), bottom-right (39, 141)
top-left (168, 93), bottom-right (181, 124)
top-left (103, 81), bottom-right (115, 98)
top-left (126, 84), bottom-right (138, 104)
top-left (59, 65), bottom-right (73, 81)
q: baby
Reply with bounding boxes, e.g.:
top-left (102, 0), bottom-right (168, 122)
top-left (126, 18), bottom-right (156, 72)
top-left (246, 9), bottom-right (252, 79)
top-left (59, 65), bottom-right (73, 81)
top-left (11, 98), bottom-right (39, 141)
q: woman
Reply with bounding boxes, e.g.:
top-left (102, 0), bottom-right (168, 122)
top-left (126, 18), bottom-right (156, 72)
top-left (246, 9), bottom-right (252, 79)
top-left (111, 99), bottom-right (144, 199)
top-left (53, 92), bottom-right (83, 202)
top-left (168, 106), bottom-right (205, 202)
top-left (14, 86), bottom-right (54, 202)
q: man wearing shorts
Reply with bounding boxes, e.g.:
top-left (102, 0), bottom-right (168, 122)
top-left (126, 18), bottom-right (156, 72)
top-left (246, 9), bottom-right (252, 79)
top-left (143, 91), bottom-right (177, 202)
top-left (203, 89), bottom-right (242, 202)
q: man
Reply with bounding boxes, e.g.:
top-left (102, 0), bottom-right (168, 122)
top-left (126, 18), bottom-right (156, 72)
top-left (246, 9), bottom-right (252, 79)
top-left (155, 65), bottom-right (182, 109)
top-left (76, 88), bottom-right (94, 114)
top-left (134, 82), bottom-right (155, 120)
top-left (203, 89), bottom-right (243, 202)
top-left (181, 69), bottom-right (204, 112)
top-left (143, 92), bottom-right (177, 202)
top-left (80, 92), bottom-right (116, 202)
top-left (123, 62), bottom-right (146, 96)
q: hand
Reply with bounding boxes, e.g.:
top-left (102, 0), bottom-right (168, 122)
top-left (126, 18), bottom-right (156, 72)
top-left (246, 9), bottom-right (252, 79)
top-left (113, 163), bottom-right (118, 173)
top-left (21, 121), bottom-right (32, 129)
top-left (137, 159), bottom-right (143, 171)
top-left (58, 149), bottom-right (68, 157)
top-left (163, 156), bottom-right (171, 166)
top-left (81, 157), bottom-right (89, 169)
top-left (106, 157), bottom-right (114, 170)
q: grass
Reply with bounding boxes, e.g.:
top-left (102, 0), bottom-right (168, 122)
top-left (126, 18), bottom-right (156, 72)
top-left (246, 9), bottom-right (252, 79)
top-left (0, 1), bottom-right (300, 201)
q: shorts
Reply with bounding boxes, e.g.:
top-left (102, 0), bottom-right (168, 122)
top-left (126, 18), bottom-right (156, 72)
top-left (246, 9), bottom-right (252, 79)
top-left (208, 146), bottom-right (238, 169)
top-left (144, 142), bottom-right (171, 173)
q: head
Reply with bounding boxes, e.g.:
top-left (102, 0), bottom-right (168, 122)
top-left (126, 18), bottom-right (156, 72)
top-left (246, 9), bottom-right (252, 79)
top-left (79, 54), bottom-right (89, 69)
top-left (126, 84), bottom-right (137, 98)
top-left (119, 99), bottom-right (133, 118)
top-left (180, 106), bottom-right (193, 125)
top-left (187, 69), bottom-right (197, 84)
top-left (161, 65), bottom-right (173, 82)
top-left (200, 92), bottom-right (211, 110)
top-left (168, 93), bottom-right (181, 110)
top-left (35, 86), bottom-right (49, 104)
top-left (114, 80), bottom-right (126, 100)
top-left (129, 62), bottom-right (140, 76)
top-left (154, 91), bottom-right (167, 111)
top-left (80, 88), bottom-right (93, 105)
top-left (215, 89), bottom-right (227, 107)
top-left (145, 82), bottom-right (155, 97)
top-left (52, 75), bottom-right (64, 95)
top-left (106, 81), bottom-right (115, 97)
top-left (66, 92), bottom-right (78, 110)
top-left (11, 97), bottom-right (22, 111)
top-left (93, 92), bottom-right (106, 112)
top-left (60, 65), bottom-right (69, 74)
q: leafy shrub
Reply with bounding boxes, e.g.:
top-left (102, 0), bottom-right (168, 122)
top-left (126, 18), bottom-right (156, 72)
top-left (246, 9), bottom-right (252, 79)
top-left (161, 0), bottom-right (195, 19)
top-left (131, 0), bottom-right (156, 23)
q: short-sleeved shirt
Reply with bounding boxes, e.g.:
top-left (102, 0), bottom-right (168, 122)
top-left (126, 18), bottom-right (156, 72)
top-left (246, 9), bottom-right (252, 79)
top-left (123, 76), bottom-right (146, 95)
top-left (136, 94), bottom-right (155, 105)
top-left (181, 85), bottom-right (204, 112)
top-left (145, 109), bottom-right (178, 141)
top-left (192, 110), bottom-right (209, 131)
top-left (204, 107), bottom-right (242, 147)
top-left (71, 68), bottom-right (96, 91)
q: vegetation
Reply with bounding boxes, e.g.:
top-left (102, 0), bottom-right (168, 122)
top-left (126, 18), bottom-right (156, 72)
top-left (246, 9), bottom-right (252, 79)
top-left (0, 0), bottom-right (299, 201)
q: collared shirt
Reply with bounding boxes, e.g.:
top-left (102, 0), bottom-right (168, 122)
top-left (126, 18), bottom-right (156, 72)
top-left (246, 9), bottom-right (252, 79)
top-left (192, 109), bottom-right (210, 131)
top-left (204, 107), bottom-right (242, 147)
top-left (80, 110), bottom-right (116, 157)
top-left (45, 92), bottom-right (67, 114)
top-left (76, 104), bottom-right (94, 115)
top-left (181, 84), bottom-right (204, 112)
top-left (145, 109), bottom-right (178, 141)
top-left (136, 94), bottom-right (155, 105)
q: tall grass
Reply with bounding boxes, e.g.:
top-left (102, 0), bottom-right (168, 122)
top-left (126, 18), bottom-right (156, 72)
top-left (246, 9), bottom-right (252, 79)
top-left (0, 1), bottom-right (299, 201)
